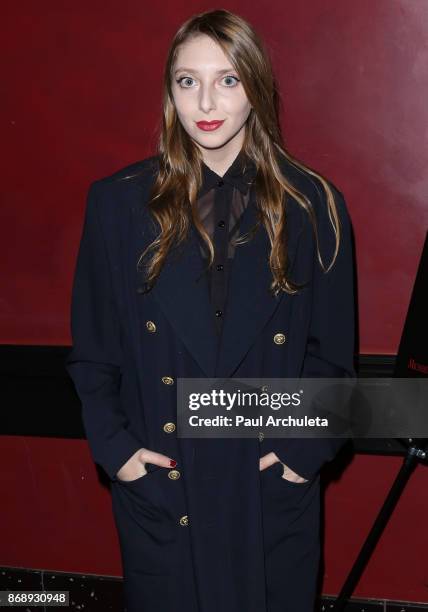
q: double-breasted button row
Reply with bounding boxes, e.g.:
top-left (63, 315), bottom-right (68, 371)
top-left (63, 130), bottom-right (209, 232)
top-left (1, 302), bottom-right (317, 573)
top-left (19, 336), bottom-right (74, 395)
top-left (142, 328), bottom-right (185, 525)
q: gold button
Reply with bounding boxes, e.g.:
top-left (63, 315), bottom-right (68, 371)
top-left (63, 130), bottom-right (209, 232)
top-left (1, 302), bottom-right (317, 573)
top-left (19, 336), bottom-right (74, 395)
top-left (162, 376), bottom-right (175, 385)
top-left (179, 515), bottom-right (189, 526)
top-left (168, 469), bottom-right (180, 480)
top-left (163, 422), bottom-right (176, 433)
top-left (273, 332), bottom-right (286, 345)
top-left (258, 432), bottom-right (265, 442)
top-left (146, 320), bottom-right (156, 333)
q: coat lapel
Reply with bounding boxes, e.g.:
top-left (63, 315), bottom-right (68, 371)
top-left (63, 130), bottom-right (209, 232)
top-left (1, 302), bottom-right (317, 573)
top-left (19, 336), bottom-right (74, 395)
top-left (131, 174), bottom-right (304, 379)
top-left (214, 188), bottom-right (303, 377)
top-left (132, 189), bottom-right (219, 377)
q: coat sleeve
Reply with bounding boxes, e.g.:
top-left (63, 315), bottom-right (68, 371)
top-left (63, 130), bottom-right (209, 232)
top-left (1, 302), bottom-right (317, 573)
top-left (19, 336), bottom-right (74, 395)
top-left (65, 181), bottom-right (143, 481)
top-left (262, 185), bottom-right (356, 480)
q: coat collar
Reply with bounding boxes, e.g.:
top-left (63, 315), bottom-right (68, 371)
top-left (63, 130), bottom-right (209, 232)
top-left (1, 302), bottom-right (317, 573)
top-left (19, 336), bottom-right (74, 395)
top-left (132, 155), bottom-right (304, 378)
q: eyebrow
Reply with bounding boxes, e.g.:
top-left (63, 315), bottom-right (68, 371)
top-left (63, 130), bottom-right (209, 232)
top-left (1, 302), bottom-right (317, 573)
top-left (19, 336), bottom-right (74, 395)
top-left (174, 67), bottom-right (236, 75)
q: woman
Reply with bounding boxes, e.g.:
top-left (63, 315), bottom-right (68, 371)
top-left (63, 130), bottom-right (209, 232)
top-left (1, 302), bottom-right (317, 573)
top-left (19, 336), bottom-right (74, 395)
top-left (66, 9), bottom-right (356, 612)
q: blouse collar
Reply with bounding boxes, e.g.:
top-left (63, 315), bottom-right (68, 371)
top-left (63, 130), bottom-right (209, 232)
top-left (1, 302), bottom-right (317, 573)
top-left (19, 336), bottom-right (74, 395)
top-left (198, 150), bottom-right (257, 198)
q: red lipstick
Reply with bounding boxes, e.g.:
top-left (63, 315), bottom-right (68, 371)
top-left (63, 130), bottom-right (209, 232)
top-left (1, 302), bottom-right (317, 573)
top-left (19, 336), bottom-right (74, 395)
top-left (196, 120), bottom-right (225, 131)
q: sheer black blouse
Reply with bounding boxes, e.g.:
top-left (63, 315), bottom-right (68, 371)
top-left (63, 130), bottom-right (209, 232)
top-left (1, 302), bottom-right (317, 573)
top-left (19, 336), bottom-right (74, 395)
top-left (194, 151), bottom-right (257, 336)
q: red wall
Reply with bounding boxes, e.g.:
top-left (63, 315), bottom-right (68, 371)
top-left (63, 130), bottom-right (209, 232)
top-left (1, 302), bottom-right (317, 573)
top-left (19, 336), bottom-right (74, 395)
top-left (1, 0), bottom-right (428, 602)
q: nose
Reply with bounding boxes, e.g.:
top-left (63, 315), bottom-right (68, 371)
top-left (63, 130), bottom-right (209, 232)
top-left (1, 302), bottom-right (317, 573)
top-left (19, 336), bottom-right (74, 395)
top-left (198, 82), bottom-right (217, 114)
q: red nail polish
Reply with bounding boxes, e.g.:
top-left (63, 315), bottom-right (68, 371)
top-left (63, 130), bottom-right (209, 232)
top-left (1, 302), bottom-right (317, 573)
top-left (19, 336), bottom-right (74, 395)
top-left (170, 460), bottom-right (177, 467)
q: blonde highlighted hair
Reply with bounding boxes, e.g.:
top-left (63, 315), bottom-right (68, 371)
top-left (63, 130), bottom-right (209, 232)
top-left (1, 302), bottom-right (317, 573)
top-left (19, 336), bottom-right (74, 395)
top-left (136, 9), bottom-right (341, 296)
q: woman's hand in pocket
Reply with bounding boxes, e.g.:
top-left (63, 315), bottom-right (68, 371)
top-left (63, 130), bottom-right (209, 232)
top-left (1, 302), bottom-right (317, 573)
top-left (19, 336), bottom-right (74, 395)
top-left (259, 451), bottom-right (279, 472)
top-left (116, 448), bottom-right (177, 482)
top-left (259, 451), bottom-right (308, 483)
top-left (281, 462), bottom-right (309, 483)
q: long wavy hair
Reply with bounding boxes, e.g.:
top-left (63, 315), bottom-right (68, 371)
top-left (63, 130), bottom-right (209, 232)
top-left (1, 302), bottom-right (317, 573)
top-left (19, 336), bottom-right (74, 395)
top-left (136, 9), bottom-right (342, 296)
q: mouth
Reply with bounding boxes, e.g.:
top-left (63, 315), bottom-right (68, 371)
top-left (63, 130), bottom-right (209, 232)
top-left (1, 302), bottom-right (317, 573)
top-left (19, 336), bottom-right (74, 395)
top-left (196, 119), bottom-right (225, 131)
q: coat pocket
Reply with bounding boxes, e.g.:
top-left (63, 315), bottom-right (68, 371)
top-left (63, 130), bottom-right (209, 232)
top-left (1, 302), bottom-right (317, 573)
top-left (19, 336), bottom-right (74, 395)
top-left (275, 461), bottom-right (312, 486)
top-left (112, 466), bottom-right (177, 574)
top-left (116, 461), bottom-right (159, 486)
top-left (261, 460), bottom-right (311, 483)
top-left (115, 465), bottom-right (174, 527)
top-left (260, 461), bottom-right (317, 508)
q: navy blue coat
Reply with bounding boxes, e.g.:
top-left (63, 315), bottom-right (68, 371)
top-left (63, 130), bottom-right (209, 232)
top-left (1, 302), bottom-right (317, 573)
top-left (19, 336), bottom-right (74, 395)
top-left (65, 153), bottom-right (356, 612)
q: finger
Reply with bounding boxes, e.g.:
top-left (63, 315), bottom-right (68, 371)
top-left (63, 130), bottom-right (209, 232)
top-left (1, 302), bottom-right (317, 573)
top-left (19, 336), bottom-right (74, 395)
top-left (138, 449), bottom-right (177, 468)
top-left (282, 463), bottom-right (308, 481)
top-left (259, 451), bottom-right (279, 471)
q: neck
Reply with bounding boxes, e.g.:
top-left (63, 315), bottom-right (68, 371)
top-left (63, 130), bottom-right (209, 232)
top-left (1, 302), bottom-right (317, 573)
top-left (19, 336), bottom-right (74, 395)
top-left (197, 129), bottom-right (245, 176)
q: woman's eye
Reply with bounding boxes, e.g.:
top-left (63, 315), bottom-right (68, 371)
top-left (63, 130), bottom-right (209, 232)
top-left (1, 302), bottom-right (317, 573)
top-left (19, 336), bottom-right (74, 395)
top-left (176, 76), bottom-right (196, 88)
top-left (222, 75), bottom-right (240, 87)
top-left (176, 75), bottom-right (240, 88)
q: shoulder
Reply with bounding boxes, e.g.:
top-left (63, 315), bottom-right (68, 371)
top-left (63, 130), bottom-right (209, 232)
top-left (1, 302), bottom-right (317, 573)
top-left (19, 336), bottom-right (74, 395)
top-left (278, 152), bottom-right (344, 204)
top-left (86, 155), bottom-right (161, 216)
top-left (90, 155), bottom-right (160, 191)
top-left (277, 152), bottom-right (351, 229)
top-left (83, 155), bottom-right (161, 229)
top-left (277, 153), bottom-right (353, 269)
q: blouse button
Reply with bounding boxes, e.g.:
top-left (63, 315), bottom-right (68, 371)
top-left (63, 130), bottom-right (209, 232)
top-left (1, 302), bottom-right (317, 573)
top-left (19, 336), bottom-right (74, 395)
top-left (217, 179), bottom-right (224, 186)
top-left (216, 264), bottom-right (224, 271)
top-left (218, 220), bottom-right (226, 228)
top-left (215, 310), bottom-right (223, 317)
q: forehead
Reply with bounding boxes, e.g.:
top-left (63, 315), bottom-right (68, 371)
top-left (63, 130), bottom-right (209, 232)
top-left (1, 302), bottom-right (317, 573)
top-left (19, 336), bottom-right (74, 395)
top-left (174, 34), bottom-right (233, 71)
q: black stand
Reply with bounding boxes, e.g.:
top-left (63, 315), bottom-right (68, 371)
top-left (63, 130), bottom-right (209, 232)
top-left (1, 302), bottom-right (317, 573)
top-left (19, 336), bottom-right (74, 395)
top-left (331, 438), bottom-right (428, 611)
